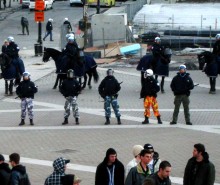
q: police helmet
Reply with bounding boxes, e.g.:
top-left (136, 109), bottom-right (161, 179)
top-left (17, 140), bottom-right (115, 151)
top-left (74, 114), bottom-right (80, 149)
top-left (155, 37), bottom-right (161, 42)
top-left (23, 71), bottom-right (30, 79)
top-left (179, 64), bottom-right (186, 70)
top-left (48, 18), bottom-right (53, 22)
top-left (144, 69), bottom-right (154, 78)
top-left (64, 17), bottom-right (68, 21)
top-left (106, 69), bottom-right (114, 76)
top-left (215, 34), bottom-right (220, 40)
top-left (68, 36), bottom-right (75, 43)
top-left (67, 69), bottom-right (75, 78)
top-left (7, 36), bottom-right (14, 43)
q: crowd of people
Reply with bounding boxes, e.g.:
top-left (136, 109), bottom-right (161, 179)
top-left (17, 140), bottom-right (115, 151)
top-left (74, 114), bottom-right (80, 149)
top-left (0, 143), bottom-right (215, 185)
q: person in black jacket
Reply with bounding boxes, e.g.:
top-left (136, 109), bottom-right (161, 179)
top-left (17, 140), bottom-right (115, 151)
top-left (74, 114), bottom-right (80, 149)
top-left (98, 69), bottom-right (122, 125)
top-left (63, 17), bottom-right (72, 32)
top-left (60, 69), bottom-right (81, 125)
top-left (140, 69), bottom-right (162, 124)
top-left (43, 18), bottom-right (54, 41)
top-left (21, 17), bottom-right (29, 35)
top-left (95, 148), bottom-right (124, 185)
top-left (1, 40), bottom-right (9, 53)
top-left (183, 143), bottom-right (215, 185)
top-left (5, 36), bottom-right (19, 59)
top-left (0, 154), bottom-right (11, 185)
top-left (170, 65), bottom-right (194, 125)
top-left (16, 72), bottom-right (38, 126)
top-left (147, 161), bottom-right (172, 185)
top-left (151, 37), bottom-right (163, 73)
top-left (212, 34), bottom-right (220, 74)
top-left (8, 153), bottom-right (31, 185)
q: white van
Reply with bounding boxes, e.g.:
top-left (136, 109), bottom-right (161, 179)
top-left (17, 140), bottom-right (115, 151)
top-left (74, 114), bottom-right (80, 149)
top-left (29, 0), bottom-right (53, 10)
top-left (69, 0), bottom-right (84, 6)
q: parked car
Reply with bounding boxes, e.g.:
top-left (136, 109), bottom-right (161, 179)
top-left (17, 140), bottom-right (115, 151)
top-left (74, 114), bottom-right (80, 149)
top-left (22, 0), bottom-right (30, 8)
top-left (138, 31), bottom-right (160, 43)
top-left (69, 0), bottom-right (84, 6)
top-left (29, 0), bottom-right (53, 10)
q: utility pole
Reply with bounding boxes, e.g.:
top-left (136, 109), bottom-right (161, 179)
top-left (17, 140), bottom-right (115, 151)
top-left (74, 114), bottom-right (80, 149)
top-left (83, 3), bottom-right (88, 48)
top-left (97, 0), bottom-right (100, 14)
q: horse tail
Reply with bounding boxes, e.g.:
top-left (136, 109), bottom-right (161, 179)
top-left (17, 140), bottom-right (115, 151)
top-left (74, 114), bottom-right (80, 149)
top-left (92, 67), bottom-right (99, 83)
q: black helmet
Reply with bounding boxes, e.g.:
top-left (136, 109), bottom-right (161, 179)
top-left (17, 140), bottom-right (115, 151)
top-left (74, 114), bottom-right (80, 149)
top-left (67, 69), bottom-right (75, 78)
top-left (106, 69), bottom-right (114, 76)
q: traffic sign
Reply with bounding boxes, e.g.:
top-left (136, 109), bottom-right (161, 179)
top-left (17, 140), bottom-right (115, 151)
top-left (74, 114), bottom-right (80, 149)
top-left (35, 11), bottom-right (44, 22)
top-left (35, 1), bottom-right (44, 11)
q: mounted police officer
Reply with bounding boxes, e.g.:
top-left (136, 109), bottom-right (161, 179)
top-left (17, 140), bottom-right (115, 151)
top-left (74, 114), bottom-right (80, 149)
top-left (60, 69), bottom-right (81, 125)
top-left (5, 36), bottom-right (19, 59)
top-left (98, 69), bottom-right (122, 125)
top-left (16, 72), bottom-right (38, 126)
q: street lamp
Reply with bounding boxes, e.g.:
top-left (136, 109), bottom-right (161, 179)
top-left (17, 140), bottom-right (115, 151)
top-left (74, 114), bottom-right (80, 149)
top-left (201, 15), bottom-right (206, 30)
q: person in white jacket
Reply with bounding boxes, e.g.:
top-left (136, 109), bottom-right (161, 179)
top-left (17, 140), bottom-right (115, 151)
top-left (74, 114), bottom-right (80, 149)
top-left (126, 145), bottom-right (144, 177)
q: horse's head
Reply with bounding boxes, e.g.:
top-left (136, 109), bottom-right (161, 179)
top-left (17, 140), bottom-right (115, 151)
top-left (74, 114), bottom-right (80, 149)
top-left (198, 51), bottom-right (213, 70)
top-left (42, 47), bottom-right (50, 63)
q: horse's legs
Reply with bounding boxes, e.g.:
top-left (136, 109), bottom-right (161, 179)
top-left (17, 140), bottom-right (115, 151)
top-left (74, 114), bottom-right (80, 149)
top-left (9, 80), bottom-right (13, 95)
top-left (88, 73), bottom-right (92, 89)
top-left (5, 80), bottom-right (8, 95)
top-left (53, 74), bottom-right (59, 89)
top-left (82, 74), bottom-right (87, 89)
top-left (161, 76), bottom-right (165, 93)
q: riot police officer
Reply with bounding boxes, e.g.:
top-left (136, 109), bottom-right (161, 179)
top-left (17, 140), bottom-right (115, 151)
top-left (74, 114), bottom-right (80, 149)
top-left (5, 36), bottom-right (19, 59)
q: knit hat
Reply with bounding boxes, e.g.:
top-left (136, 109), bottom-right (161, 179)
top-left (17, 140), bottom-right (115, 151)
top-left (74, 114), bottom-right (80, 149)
top-left (132, 145), bottom-right (144, 157)
top-left (0, 154), bottom-right (4, 161)
top-left (144, 143), bottom-right (154, 152)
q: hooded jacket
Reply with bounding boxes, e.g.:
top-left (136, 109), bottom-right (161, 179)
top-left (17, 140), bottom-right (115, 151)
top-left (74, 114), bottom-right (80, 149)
top-left (44, 157), bottom-right (68, 185)
top-left (183, 152), bottom-right (215, 185)
top-left (8, 164), bottom-right (31, 185)
top-left (95, 148), bottom-right (125, 185)
top-left (0, 162), bottom-right (11, 185)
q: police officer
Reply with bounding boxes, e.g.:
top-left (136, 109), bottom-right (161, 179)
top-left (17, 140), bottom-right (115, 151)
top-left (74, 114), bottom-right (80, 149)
top-left (170, 65), bottom-right (194, 125)
top-left (212, 33), bottom-right (220, 74)
top-left (140, 69), bottom-right (162, 124)
top-left (43, 18), bottom-right (54, 41)
top-left (63, 17), bottom-right (72, 32)
top-left (16, 72), bottom-right (38, 126)
top-left (5, 36), bottom-right (19, 59)
top-left (60, 69), bottom-right (81, 125)
top-left (98, 69), bottom-right (122, 125)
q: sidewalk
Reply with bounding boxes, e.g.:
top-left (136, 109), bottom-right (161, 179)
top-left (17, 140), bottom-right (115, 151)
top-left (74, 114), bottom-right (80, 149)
top-left (0, 0), bottom-right (21, 21)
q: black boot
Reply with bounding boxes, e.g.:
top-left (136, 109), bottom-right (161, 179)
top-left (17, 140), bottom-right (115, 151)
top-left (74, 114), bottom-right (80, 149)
top-left (5, 81), bottom-right (8, 95)
top-left (75, 118), bottom-right (79, 125)
top-left (157, 116), bottom-right (163, 124)
top-left (142, 116), bottom-right (149, 124)
top-left (19, 119), bottom-right (25, 126)
top-left (62, 118), bottom-right (68, 125)
top-left (9, 80), bottom-right (13, 95)
top-left (30, 119), bottom-right (34, 126)
top-left (161, 78), bottom-right (165, 93)
top-left (105, 117), bottom-right (110, 125)
top-left (117, 117), bottom-right (121, 125)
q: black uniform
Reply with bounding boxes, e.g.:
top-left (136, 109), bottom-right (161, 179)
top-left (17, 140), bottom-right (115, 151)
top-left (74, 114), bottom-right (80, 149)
top-left (16, 79), bottom-right (38, 99)
top-left (63, 20), bottom-right (72, 31)
top-left (60, 78), bottom-right (81, 98)
top-left (5, 42), bottom-right (19, 59)
top-left (140, 76), bottom-right (160, 98)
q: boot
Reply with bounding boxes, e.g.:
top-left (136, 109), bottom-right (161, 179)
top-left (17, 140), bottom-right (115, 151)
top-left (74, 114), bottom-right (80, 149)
top-left (157, 116), bottom-right (163, 124)
top-left (142, 116), bottom-right (149, 124)
top-left (62, 118), bottom-right (68, 125)
top-left (117, 117), bottom-right (121, 125)
top-left (5, 81), bottom-right (8, 95)
top-left (105, 117), bottom-right (110, 125)
top-left (19, 119), bottom-right (25, 126)
top-left (30, 119), bottom-right (34, 126)
top-left (75, 118), bottom-right (79, 125)
top-left (9, 81), bottom-right (13, 95)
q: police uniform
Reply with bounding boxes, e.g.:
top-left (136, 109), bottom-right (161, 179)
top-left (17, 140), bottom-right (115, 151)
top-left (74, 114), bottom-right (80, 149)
top-left (16, 72), bottom-right (38, 126)
top-left (60, 69), bottom-right (81, 125)
top-left (98, 69), bottom-right (121, 125)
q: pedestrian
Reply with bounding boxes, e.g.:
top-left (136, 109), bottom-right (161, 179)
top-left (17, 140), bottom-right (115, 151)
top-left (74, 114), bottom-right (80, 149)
top-left (98, 69), bottom-right (122, 125)
top-left (144, 143), bottom-right (161, 174)
top-left (151, 37), bottom-right (163, 73)
top-left (61, 174), bottom-right (82, 185)
top-left (170, 64), bottom-right (194, 125)
top-left (3, 0), bottom-right (6, 9)
top-left (63, 17), bottom-right (72, 32)
top-left (183, 143), bottom-right (215, 185)
top-left (147, 161), bottom-right (172, 185)
top-left (1, 40), bottom-right (9, 53)
top-left (125, 149), bottom-right (152, 185)
top-left (140, 69), bottom-right (162, 124)
top-left (8, 153), bottom-right (31, 185)
top-left (43, 18), bottom-right (54, 41)
top-left (212, 33), bottom-right (220, 74)
top-left (44, 157), bottom-right (70, 185)
top-left (95, 148), bottom-right (125, 185)
top-left (21, 17), bottom-right (29, 35)
top-left (59, 69), bottom-right (81, 125)
top-left (0, 154), bottom-right (11, 185)
top-left (126, 145), bottom-right (144, 177)
top-left (16, 72), bottom-right (38, 126)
